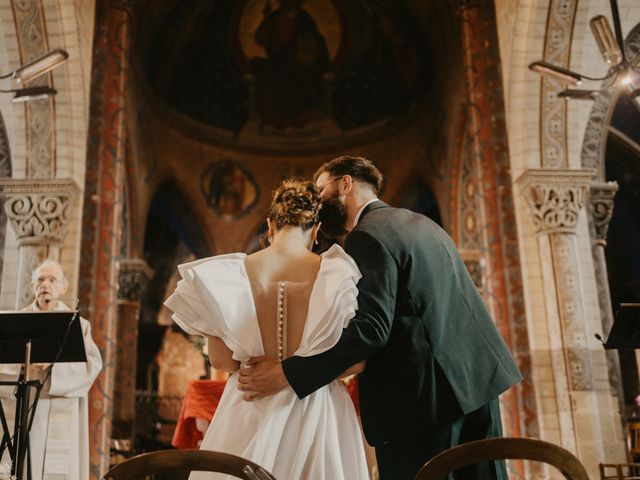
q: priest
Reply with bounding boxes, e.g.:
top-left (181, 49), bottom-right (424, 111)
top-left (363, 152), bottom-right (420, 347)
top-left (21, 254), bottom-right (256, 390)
top-left (0, 259), bottom-right (102, 480)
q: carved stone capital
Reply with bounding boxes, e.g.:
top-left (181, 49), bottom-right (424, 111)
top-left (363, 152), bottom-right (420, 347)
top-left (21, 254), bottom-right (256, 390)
top-left (588, 181), bottom-right (618, 246)
top-left (0, 179), bottom-right (80, 245)
top-left (117, 259), bottom-right (153, 303)
top-left (517, 169), bottom-right (594, 235)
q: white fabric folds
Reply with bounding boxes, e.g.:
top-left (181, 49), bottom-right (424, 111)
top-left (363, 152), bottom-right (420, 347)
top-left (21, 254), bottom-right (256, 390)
top-left (164, 244), bottom-right (368, 480)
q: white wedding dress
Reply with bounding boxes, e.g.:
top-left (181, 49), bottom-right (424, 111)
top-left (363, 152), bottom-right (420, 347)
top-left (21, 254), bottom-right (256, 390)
top-left (165, 244), bottom-right (369, 480)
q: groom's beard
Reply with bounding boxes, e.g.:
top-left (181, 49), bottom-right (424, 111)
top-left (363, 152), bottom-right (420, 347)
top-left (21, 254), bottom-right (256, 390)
top-left (319, 196), bottom-right (349, 240)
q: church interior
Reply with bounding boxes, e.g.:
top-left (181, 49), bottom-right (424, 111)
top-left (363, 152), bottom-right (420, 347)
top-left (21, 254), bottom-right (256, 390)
top-left (0, 0), bottom-right (640, 478)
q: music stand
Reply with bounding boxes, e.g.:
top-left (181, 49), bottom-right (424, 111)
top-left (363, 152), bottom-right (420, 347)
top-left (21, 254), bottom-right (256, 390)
top-left (0, 311), bottom-right (86, 480)
top-left (599, 303), bottom-right (640, 350)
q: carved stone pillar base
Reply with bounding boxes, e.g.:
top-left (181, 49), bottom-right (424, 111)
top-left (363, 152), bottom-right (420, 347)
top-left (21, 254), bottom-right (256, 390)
top-left (0, 179), bottom-right (79, 308)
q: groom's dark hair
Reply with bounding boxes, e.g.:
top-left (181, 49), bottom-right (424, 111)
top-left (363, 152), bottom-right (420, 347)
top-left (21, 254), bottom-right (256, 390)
top-left (314, 156), bottom-right (383, 194)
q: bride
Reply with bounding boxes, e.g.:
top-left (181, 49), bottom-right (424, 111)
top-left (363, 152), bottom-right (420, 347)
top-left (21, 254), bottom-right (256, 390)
top-left (164, 179), bottom-right (369, 479)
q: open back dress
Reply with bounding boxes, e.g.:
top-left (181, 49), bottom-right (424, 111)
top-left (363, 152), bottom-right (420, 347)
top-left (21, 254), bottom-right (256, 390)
top-left (164, 244), bottom-right (369, 480)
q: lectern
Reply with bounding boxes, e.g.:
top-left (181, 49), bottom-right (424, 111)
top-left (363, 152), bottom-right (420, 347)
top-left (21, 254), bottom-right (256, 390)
top-left (0, 311), bottom-right (86, 480)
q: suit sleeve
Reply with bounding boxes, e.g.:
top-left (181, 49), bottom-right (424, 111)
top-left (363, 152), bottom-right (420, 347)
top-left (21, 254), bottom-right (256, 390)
top-left (282, 230), bottom-right (397, 399)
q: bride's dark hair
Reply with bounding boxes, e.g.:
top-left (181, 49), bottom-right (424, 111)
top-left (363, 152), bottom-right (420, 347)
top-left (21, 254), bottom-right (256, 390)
top-left (268, 179), bottom-right (321, 231)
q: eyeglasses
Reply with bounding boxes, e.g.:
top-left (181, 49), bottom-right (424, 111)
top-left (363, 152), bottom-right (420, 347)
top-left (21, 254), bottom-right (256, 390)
top-left (317, 176), bottom-right (344, 195)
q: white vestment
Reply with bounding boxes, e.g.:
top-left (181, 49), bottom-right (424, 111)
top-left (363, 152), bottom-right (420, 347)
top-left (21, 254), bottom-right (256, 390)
top-left (0, 301), bottom-right (102, 480)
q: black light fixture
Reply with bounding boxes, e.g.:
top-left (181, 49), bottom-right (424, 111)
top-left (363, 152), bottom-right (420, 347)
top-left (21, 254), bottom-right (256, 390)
top-left (2, 86), bottom-right (58, 103)
top-left (529, 0), bottom-right (640, 100)
top-left (0, 49), bottom-right (68, 103)
top-left (557, 89), bottom-right (602, 100)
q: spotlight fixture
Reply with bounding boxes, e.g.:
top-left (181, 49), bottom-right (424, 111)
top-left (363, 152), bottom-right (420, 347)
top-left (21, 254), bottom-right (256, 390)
top-left (0, 49), bottom-right (69, 84)
top-left (590, 15), bottom-right (623, 65)
top-left (529, 0), bottom-right (640, 100)
top-left (0, 86), bottom-right (57, 103)
top-left (529, 61), bottom-right (583, 86)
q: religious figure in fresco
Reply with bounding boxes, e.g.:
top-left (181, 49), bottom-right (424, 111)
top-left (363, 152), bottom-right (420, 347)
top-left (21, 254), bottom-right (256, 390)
top-left (201, 160), bottom-right (258, 217)
top-left (250, 0), bottom-right (330, 129)
top-left (364, 0), bottom-right (423, 97)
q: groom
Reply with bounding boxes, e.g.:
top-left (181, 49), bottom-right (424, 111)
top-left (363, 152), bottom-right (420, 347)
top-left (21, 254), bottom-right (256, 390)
top-left (239, 156), bottom-right (522, 479)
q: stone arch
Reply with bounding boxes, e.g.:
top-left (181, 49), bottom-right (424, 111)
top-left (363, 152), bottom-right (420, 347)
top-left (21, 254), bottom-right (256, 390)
top-left (581, 22), bottom-right (640, 176)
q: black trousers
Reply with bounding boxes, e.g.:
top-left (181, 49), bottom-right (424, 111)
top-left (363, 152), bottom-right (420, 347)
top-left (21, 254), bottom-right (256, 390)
top-left (375, 398), bottom-right (508, 480)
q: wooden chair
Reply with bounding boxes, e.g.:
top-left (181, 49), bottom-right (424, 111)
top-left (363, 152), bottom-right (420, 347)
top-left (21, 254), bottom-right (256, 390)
top-left (415, 437), bottom-right (589, 480)
top-left (102, 449), bottom-right (277, 480)
top-left (600, 462), bottom-right (640, 479)
top-left (628, 422), bottom-right (640, 463)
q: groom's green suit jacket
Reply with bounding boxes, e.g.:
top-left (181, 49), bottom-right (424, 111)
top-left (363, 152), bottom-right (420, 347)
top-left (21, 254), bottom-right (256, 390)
top-left (282, 201), bottom-right (522, 446)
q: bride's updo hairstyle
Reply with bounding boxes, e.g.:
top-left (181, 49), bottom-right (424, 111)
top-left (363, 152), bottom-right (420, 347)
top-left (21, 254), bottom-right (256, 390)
top-left (268, 179), bottom-right (321, 231)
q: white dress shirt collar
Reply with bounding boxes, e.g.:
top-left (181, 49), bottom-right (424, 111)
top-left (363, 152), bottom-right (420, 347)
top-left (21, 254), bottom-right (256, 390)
top-left (353, 198), bottom-right (379, 228)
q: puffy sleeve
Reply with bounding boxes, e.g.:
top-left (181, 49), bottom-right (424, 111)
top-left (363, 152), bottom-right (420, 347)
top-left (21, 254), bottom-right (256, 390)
top-left (164, 257), bottom-right (224, 337)
top-left (164, 254), bottom-right (262, 361)
top-left (296, 244), bottom-right (362, 357)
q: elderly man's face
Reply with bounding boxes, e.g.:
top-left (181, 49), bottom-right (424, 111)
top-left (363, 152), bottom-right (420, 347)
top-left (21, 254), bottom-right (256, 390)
top-left (31, 263), bottom-right (68, 311)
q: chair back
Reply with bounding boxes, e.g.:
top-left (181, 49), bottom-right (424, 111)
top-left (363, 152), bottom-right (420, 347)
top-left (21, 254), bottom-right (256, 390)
top-left (415, 437), bottom-right (589, 480)
top-left (628, 422), bottom-right (640, 462)
top-left (102, 449), bottom-right (276, 480)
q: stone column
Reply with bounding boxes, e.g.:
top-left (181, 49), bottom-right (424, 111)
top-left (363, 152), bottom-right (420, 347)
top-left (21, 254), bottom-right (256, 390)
top-left (0, 179), bottom-right (79, 308)
top-left (77, 1), bottom-right (130, 477)
top-left (518, 169), bottom-right (607, 462)
top-left (588, 182), bottom-right (624, 415)
top-left (112, 259), bottom-right (152, 442)
top-left (458, 10), bottom-right (539, 478)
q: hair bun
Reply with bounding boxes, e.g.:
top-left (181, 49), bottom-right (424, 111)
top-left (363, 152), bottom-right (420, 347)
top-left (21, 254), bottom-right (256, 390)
top-left (269, 179), bottom-right (321, 230)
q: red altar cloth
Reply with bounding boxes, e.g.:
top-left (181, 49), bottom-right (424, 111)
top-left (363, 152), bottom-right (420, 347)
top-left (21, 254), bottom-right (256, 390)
top-left (171, 379), bottom-right (227, 449)
top-left (172, 377), bottom-right (360, 449)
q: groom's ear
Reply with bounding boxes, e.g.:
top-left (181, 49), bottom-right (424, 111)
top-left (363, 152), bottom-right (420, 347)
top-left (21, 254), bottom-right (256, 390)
top-left (339, 175), bottom-right (353, 194)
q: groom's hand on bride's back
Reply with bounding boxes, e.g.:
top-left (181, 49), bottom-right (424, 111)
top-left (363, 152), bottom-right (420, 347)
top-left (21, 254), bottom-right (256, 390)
top-left (238, 356), bottom-right (289, 401)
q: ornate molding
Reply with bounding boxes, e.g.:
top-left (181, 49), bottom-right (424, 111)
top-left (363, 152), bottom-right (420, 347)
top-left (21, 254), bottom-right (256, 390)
top-left (117, 259), bottom-right (153, 303)
top-left (0, 179), bottom-right (79, 244)
top-left (11, 0), bottom-right (55, 178)
top-left (517, 169), bottom-right (593, 235)
top-left (588, 181), bottom-right (618, 246)
top-left (540, 0), bottom-right (578, 168)
top-left (550, 234), bottom-right (594, 391)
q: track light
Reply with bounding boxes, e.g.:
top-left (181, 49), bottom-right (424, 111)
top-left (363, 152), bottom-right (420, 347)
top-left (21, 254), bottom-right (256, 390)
top-left (8, 49), bottom-right (69, 84)
top-left (529, 1), bottom-right (639, 99)
top-left (590, 16), bottom-right (623, 65)
top-left (529, 61), bottom-right (583, 86)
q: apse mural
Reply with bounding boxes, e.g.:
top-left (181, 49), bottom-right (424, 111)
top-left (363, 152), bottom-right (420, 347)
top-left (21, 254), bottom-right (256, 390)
top-left (235, 0), bottom-right (336, 129)
top-left (145, 0), bottom-right (430, 139)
